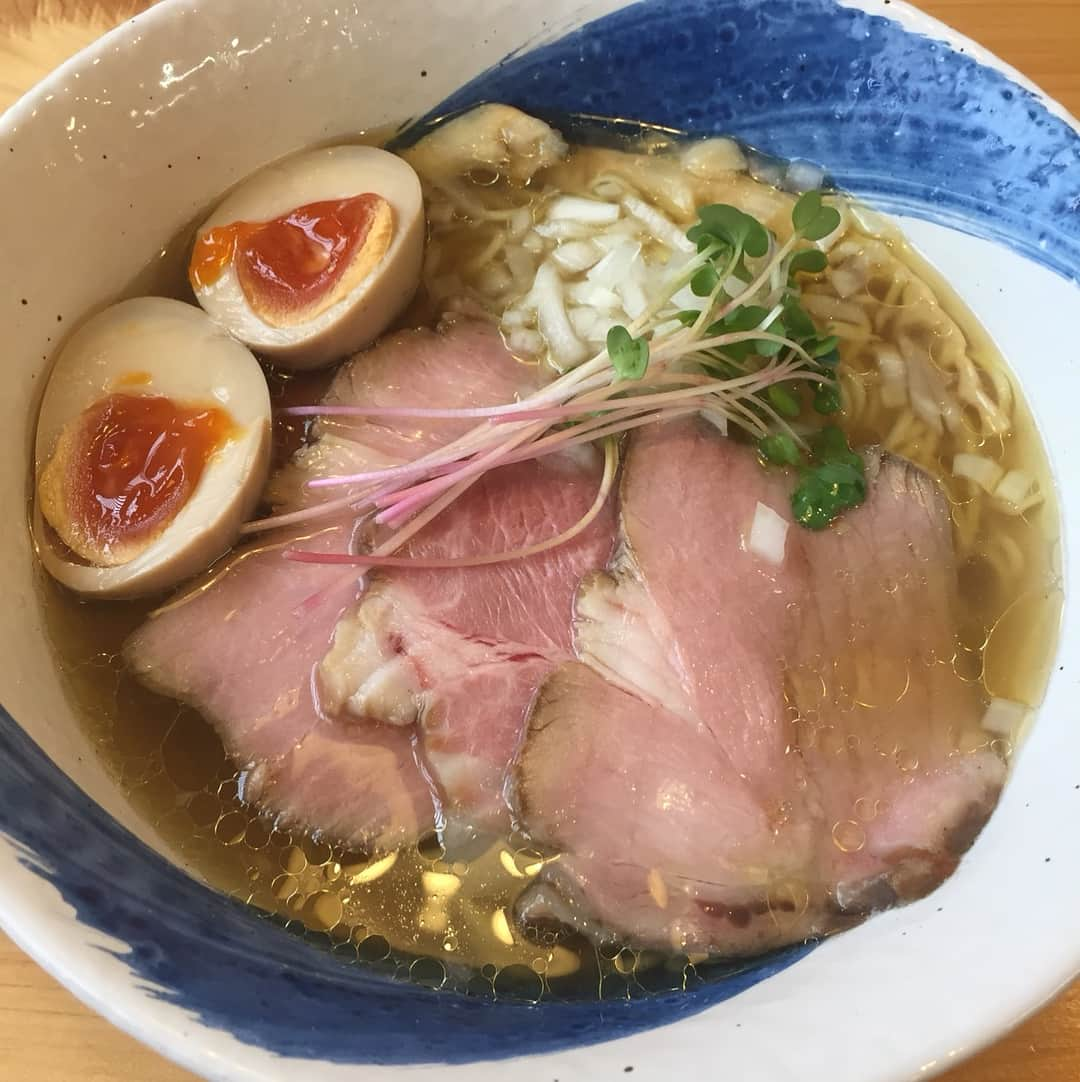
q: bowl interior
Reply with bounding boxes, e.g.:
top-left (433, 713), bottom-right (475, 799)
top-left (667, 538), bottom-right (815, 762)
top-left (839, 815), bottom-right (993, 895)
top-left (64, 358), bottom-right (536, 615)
top-left (0, 2), bottom-right (1078, 1081)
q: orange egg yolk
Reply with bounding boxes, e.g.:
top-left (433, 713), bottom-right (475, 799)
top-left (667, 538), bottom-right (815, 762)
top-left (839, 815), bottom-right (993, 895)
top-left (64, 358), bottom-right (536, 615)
top-left (188, 193), bottom-right (391, 323)
top-left (65, 393), bottom-right (234, 555)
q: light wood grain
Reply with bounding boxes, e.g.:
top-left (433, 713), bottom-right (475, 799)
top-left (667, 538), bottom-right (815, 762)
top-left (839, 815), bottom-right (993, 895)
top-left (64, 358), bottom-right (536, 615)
top-left (1, 1), bottom-right (1078, 1080)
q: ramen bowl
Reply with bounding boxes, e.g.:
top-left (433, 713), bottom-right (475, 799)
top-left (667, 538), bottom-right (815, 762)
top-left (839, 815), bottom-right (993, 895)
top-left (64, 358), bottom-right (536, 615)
top-left (0, 2), bottom-right (1078, 1080)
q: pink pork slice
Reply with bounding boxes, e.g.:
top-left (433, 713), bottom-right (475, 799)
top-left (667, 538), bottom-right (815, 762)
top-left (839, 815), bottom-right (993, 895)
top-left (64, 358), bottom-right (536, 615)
top-left (515, 418), bottom-right (1004, 955)
top-left (319, 449), bottom-right (615, 831)
top-left (126, 319), bottom-right (567, 850)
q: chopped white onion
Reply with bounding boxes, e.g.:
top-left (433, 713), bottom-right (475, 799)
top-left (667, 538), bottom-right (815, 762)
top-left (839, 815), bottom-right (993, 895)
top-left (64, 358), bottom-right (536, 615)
top-left (699, 407), bottom-right (729, 436)
top-left (681, 137), bottom-right (747, 178)
top-left (569, 306), bottom-right (601, 340)
top-left (591, 219), bottom-right (640, 250)
top-left (532, 261), bottom-right (589, 370)
top-left (552, 239), bottom-right (603, 274)
top-left (587, 241), bottom-right (643, 288)
top-left (875, 345), bottom-right (908, 409)
top-left (994, 469), bottom-right (1043, 514)
top-left (504, 245), bottom-right (537, 288)
top-left (848, 201), bottom-right (890, 237)
top-left (748, 499), bottom-right (792, 566)
top-left (783, 159), bottom-right (826, 194)
top-left (830, 261), bottom-right (867, 299)
top-left (522, 230), bottom-right (546, 253)
top-left (671, 283), bottom-right (705, 313)
top-left (545, 195), bottom-right (621, 225)
top-left (617, 277), bottom-right (649, 320)
top-left (621, 193), bottom-right (695, 253)
top-left (535, 219), bottom-right (601, 241)
top-left (506, 328), bottom-right (544, 357)
top-left (980, 697), bottom-right (1028, 736)
top-left (566, 280), bottom-right (623, 312)
top-left (953, 453), bottom-right (1005, 494)
top-left (501, 307), bottom-right (531, 330)
top-left (748, 502), bottom-right (789, 566)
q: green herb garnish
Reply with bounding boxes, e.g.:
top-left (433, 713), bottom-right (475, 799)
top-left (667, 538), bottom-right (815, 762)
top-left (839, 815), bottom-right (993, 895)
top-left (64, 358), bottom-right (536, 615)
top-left (790, 425), bottom-right (867, 530)
top-left (606, 325), bottom-right (651, 381)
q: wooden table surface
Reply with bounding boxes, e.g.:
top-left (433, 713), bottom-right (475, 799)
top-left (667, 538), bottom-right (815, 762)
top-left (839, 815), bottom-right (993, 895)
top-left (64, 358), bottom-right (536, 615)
top-left (1, 0), bottom-right (1078, 1079)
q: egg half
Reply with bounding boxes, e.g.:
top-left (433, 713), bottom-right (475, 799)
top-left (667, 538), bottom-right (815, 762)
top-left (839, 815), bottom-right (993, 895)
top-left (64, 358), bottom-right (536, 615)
top-left (33, 297), bottom-right (272, 599)
top-left (189, 145), bottom-right (425, 370)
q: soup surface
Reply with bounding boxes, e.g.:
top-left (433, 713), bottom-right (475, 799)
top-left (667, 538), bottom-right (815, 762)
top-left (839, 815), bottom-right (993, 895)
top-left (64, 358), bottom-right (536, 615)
top-left (36, 112), bottom-right (1062, 1001)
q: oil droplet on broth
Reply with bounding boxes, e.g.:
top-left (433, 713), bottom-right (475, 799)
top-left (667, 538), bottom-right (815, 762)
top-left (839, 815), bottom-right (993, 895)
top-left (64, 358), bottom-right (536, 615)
top-left (832, 820), bottom-right (867, 854)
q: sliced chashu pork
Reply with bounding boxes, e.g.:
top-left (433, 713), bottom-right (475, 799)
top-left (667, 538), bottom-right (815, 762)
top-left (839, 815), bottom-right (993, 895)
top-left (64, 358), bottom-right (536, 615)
top-left (516, 418), bottom-right (1004, 954)
top-left (126, 319), bottom-right (605, 849)
top-left (321, 448), bottom-right (615, 831)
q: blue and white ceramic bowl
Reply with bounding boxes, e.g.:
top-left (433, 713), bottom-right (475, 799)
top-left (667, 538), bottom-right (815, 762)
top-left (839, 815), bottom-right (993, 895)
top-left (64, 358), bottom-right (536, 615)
top-left (1, 2), bottom-right (1078, 1079)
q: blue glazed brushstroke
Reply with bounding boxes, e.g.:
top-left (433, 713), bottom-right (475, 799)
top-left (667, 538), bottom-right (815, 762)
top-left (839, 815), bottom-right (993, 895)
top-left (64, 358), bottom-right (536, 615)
top-left (429, 0), bottom-right (1080, 282)
top-left (0, 704), bottom-right (813, 1063)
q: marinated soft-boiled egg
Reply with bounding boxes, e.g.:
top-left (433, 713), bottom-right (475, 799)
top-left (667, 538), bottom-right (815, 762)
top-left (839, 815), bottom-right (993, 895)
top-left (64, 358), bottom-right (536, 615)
top-left (189, 145), bottom-right (425, 370)
top-left (33, 297), bottom-right (271, 599)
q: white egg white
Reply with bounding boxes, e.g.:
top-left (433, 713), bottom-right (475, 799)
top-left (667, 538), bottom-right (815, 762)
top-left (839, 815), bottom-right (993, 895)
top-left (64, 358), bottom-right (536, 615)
top-left (193, 145), bottom-right (425, 370)
top-left (33, 297), bottom-right (272, 599)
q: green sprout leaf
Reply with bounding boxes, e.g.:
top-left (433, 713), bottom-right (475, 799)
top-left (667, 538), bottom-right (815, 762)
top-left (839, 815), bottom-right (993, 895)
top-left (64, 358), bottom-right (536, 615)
top-left (691, 263), bottom-right (720, 298)
top-left (758, 433), bottom-right (800, 467)
top-left (704, 305), bottom-right (771, 361)
top-left (790, 426), bottom-right (866, 530)
top-left (813, 383), bottom-right (842, 415)
top-left (688, 204), bottom-right (770, 258)
top-left (607, 325), bottom-right (650, 381)
top-left (792, 190), bottom-right (842, 242)
top-left (782, 299), bottom-right (817, 341)
top-left (808, 334), bottom-right (840, 359)
top-left (767, 384), bottom-right (802, 419)
top-left (788, 249), bottom-right (828, 278)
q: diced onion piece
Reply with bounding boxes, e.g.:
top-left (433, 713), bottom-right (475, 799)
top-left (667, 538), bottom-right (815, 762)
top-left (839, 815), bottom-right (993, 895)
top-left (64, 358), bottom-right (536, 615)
top-left (783, 159), bottom-right (826, 194)
top-left (994, 469), bottom-right (1043, 514)
top-left (875, 346), bottom-right (908, 409)
top-left (671, 283), bottom-right (705, 312)
top-left (566, 280), bottom-right (623, 312)
top-left (699, 408), bottom-right (729, 436)
top-left (953, 453), bottom-right (1005, 494)
top-left (981, 697), bottom-right (1028, 736)
top-left (848, 201), bottom-right (890, 237)
top-left (591, 220), bottom-right (640, 251)
top-left (501, 307), bottom-right (531, 330)
top-left (617, 276), bottom-right (649, 319)
top-left (621, 193), bottom-right (695, 253)
top-left (830, 261), bottom-right (867, 299)
top-left (506, 328), bottom-right (544, 357)
top-left (569, 306), bottom-right (601, 340)
top-left (652, 318), bottom-right (687, 339)
top-left (681, 137), bottom-right (747, 178)
top-left (545, 195), bottom-right (621, 225)
top-left (522, 231), bottom-right (546, 253)
top-left (535, 219), bottom-right (601, 241)
top-left (748, 501), bottom-right (789, 566)
top-left (533, 261), bottom-right (589, 370)
top-left (587, 241), bottom-right (643, 288)
top-left (552, 240), bottom-right (603, 274)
